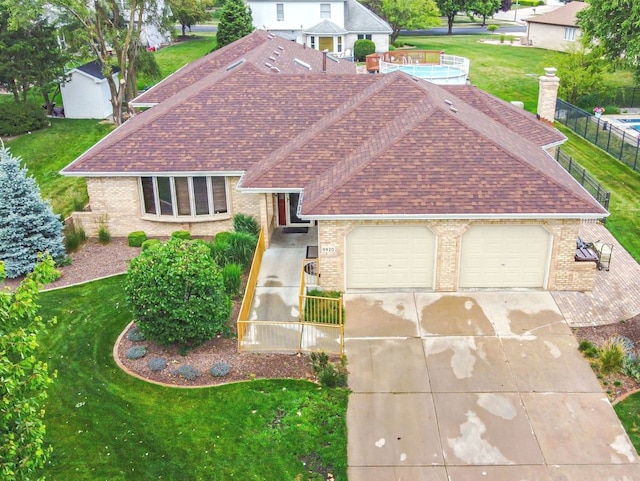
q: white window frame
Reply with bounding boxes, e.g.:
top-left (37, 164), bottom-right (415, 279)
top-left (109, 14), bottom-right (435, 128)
top-left (564, 27), bottom-right (577, 41)
top-left (276, 3), bottom-right (284, 21)
top-left (320, 3), bottom-right (331, 18)
top-left (139, 176), bottom-right (229, 220)
top-left (357, 34), bottom-right (372, 40)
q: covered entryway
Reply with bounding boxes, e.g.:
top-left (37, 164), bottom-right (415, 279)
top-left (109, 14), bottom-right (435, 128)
top-left (346, 226), bottom-right (435, 289)
top-left (277, 193), bottom-right (310, 226)
top-left (459, 225), bottom-right (551, 288)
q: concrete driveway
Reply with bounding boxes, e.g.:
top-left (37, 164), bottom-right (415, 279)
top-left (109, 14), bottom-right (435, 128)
top-left (344, 292), bottom-right (640, 481)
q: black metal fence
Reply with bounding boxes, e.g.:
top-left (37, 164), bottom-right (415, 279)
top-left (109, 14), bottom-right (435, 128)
top-left (555, 99), bottom-right (640, 174)
top-left (576, 86), bottom-right (640, 110)
top-left (555, 148), bottom-right (611, 217)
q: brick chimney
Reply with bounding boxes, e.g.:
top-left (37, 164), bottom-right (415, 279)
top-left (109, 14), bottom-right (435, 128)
top-left (537, 67), bottom-right (560, 126)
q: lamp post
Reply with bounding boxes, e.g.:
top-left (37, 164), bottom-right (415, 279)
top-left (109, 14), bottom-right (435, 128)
top-left (514, 0), bottom-right (520, 22)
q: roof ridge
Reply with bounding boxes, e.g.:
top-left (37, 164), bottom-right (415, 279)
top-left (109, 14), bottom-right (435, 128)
top-left (301, 86), bottom-right (436, 212)
top-left (240, 72), bottom-right (404, 187)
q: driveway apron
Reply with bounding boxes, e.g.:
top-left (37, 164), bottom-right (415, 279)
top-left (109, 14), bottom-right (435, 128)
top-left (344, 292), bottom-right (640, 481)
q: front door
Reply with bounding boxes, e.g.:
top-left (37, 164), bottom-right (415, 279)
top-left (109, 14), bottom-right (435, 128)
top-left (278, 193), bottom-right (310, 226)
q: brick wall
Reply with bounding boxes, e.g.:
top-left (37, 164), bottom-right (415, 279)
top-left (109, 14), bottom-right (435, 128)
top-left (72, 176), bottom-right (264, 238)
top-left (317, 218), bottom-right (595, 292)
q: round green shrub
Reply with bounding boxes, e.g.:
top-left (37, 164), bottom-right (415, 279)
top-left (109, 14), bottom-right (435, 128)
top-left (487, 25), bottom-right (498, 32)
top-left (126, 346), bottom-right (147, 360)
top-left (148, 357), bottom-right (167, 371)
top-left (125, 238), bottom-right (232, 346)
top-left (127, 326), bottom-right (146, 342)
top-left (214, 231), bottom-right (232, 246)
top-left (141, 239), bottom-right (161, 252)
top-left (175, 364), bottom-right (199, 380)
top-left (354, 39), bottom-right (375, 62)
top-left (209, 361), bottom-right (230, 377)
top-left (0, 102), bottom-right (48, 136)
top-left (128, 231), bottom-right (148, 247)
top-left (171, 230), bottom-right (191, 240)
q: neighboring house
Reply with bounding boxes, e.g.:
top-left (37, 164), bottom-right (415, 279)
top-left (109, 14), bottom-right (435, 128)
top-left (62, 31), bottom-right (607, 293)
top-left (60, 61), bottom-right (119, 119)
top-left (248, 0), bottom-right (392, 54)
top-left (525, 1), bottom-right (587, 51)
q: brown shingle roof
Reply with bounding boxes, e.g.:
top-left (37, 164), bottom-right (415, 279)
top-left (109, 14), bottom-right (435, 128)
top-left (62, 50), bottom-right (605, 218)
top-left (526, 1), bottom-right (587, 27)
top-left (132, 29), bottom-right (356, 106)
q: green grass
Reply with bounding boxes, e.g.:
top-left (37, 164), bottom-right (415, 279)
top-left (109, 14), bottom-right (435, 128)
top-left (5, 119), bottom-right (114, 217)
top-left (397, 35), bottom-right (550, 111)
top-left (36, 275), bottom-right (347, 480)
top-left (614, 392), bottom-right (640, 454)
top-left (557, 125), bottom-right (640, 263)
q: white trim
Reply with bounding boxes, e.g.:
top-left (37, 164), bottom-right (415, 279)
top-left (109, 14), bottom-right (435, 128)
top-left (62, 170), bottom-right (245, 177)
top-left (304, 212), bottom-right (608, 221)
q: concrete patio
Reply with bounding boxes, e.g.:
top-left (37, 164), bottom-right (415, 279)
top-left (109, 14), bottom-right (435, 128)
top-left (345, 292), bottom-right (640, 481)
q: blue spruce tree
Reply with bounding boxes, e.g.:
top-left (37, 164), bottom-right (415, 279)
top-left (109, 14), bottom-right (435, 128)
top-left (0, 147), bottom-right (65, 278)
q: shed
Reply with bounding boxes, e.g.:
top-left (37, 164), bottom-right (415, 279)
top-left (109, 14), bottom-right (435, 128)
top-left (60, 61), bottom-right (120, 119)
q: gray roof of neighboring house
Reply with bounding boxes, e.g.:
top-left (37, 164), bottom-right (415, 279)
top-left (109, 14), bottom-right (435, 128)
top-left (74, 61), bottom-right (120, 80)
top-left (526, 1), bottom-right (587, 27)
top-left (344, 0), bottom-right (392, 34)
top-left (303, 19), bottom-right (348, 35)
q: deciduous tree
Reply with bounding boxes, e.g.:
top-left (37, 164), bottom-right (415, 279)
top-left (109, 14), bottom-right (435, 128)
top-left (380, 0), bottom-right (440, 43)
top-left (468, 0), bottom-right (500, 26)
top-left (0, 255), bottom-right (58, 481)
top-left (125, 238), bottom-right (232, 347)
top-left (436, 0), bottom-right (470, 35)
top-left (548, 43), bottom-right (606, 104)
top-left (168, 0), bottom-right (210, 36)
top-left (577, 0), bottom-right (640, 83)
top-left (216, 0), bottom-right (253, 48)
top-left (0, 147), bottom-right (65, 279)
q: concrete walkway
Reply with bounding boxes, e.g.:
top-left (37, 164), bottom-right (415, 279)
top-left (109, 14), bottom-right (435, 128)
top-left (552, 222), bottom-right (640, 327)
top-left (345, 292), bottom-right (640, 481)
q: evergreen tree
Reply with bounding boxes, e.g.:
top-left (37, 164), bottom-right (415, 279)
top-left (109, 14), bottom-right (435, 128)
top-left (0, 147), bottom-right (65, 278)
top-left (216, 0), bottom-right (253, 48)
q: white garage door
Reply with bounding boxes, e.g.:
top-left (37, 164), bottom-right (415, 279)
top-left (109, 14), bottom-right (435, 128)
top-left (459, 225), bottom-right (551, 288)
top-left (346, 226), bottom-right (435, 289)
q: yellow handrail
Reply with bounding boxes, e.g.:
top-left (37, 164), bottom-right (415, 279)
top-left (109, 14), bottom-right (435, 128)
top-left (237, 227), bottom-right (266, 348)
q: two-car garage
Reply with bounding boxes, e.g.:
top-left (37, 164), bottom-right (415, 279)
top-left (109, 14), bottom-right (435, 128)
top-left (345, 224), bottom-right (551, 290)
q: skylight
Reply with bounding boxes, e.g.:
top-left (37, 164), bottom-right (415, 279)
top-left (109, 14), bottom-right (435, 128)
top-left (226, 58), bottom-right (246, 71)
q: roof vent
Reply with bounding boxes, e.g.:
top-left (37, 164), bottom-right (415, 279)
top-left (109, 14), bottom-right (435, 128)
top-left (273, 50), bottom-right (281, 56)
top-left (277, 45), bottom-right (285, 51)
top-left (327, 54), bottom-right (339, 63)
top-left (225, 58), bottom-right (246, 71)
top-left (294, 58), bottom-right (312, 70)
top-left (269, 56), bottom-right (276, 61)
top-left (267, 34), bottom-right (275, 39)
top-left (270, 66), bottom-right (281, 73)
top-left (444, 99), bottom-right (453, 106)
top-left (265, 62), bottom-right (273, 68)
top-left (449, 106), bottom-right (458, 114)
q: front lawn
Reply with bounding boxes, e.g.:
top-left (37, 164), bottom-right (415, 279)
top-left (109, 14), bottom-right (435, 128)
top-left (37, 275), bottom-right (348, 480)
top-left (615, 392), bottom-right (640, 453)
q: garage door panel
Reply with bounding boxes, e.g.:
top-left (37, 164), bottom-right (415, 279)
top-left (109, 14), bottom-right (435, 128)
top-left (347, 226), bottom-right (435, 289)
top-left (460, 225), bottom-right (550, 288)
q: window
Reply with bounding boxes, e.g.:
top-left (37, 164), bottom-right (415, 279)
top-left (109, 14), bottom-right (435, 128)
top-left (337, 36), bottom-right (342, 53)
top-left (310, 36), bottom-right (316, 49)
top-left (320, 3), bottom-right (331, 18)
top-left (139, 176), bottom-right (228, 219)
top-left (276, 3), bottom-right (284, 21)
top-left (564, 27), bottom-right (577, 41)
top-left (357, 34), bottom-right (372, 40)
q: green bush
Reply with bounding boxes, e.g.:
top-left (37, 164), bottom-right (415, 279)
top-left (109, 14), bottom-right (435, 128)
top-left (141, 239), bottom-right (161, 251)
top-left (175, 364), bottom-right (199, 381)
top-left (354, 39), bottom-right (375, 62)
top-left (127, 326), bottom-right (146, 342)
top-left (233, 213), bottom-right (260, 237)
top-left (310, 352), bottom-right (348, 388)
top-left (599, 337), bottom-right (627, 374)
top-left (128, 231), bottom-right (147, 247)
top-left (64, 219), bottom-right (87, 253)
top-left (487, 25), bottom-right (498, 32)
top-left (222, 263), bottom-right (242, 296)
top-left (125, 238), bottom-right (232, 346)
top-left (578, 339), bottom-right (599, 358)
top-left (126, 346), bottom-right (147, 360)
top-left (171, 230), bottom-right (191, 240)
top-left (0, 102), bottom-right (48, 136)
top-left (148, 357), bottom-right (167, 371)
top-left (517, 0), bottom-right (543, 6)
top-left (214, 231), bottom-right (233, 246)
top-left (226, 231), bottom-right (257, 269)
top-left (98, 223), bottom-right (111, 245)
top-left (304, 289), bottom-right (343, 324)
top-left (209, 361), bottom-right (231, 377)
